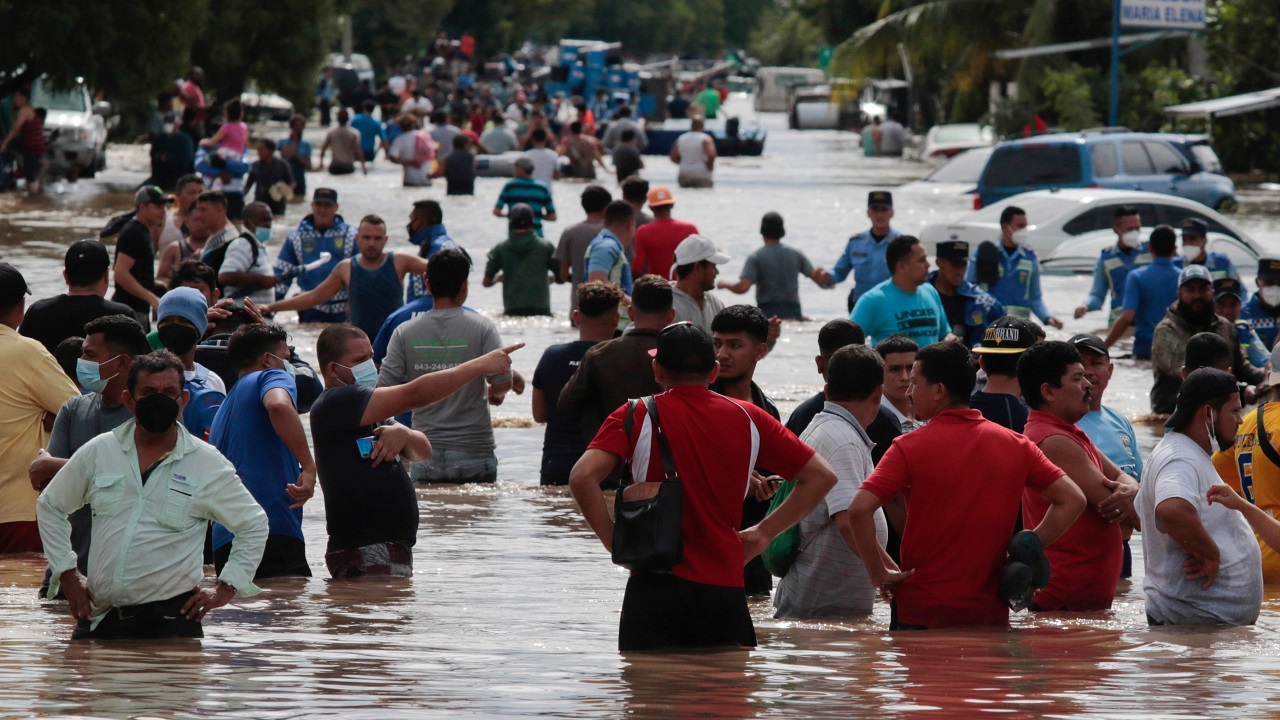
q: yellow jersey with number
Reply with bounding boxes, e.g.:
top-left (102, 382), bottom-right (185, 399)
top-left (1232, 403), bottom-right (1280, 582)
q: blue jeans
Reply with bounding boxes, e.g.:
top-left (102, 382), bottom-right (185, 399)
top-left (412, 448), bottom-right (498, 484)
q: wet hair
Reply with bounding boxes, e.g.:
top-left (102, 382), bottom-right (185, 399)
top-left (224, 98), bottom-right (243, 121)
top-left (316, 323), bottom-right (368, 371)
top-left (621, 176), bottom-right (649, 203)
top-left (620, 129), bottom-right (636, 142)
top-left (631, 274), bottom-right (673, 315)
top-left (1148, 224), bottom-right (1177, 257)
top-left (54, 336), bottom-right (84, 382)
top-left (581, 185), bottom-right (612, 214)
top-left (885, 235), bottom-right (920, 274)
top-left (1185, 332), bottom-right (1232, 373)
top-left (258, 138), bottom-right (277, 152)
top-left (577, 281), bottom-right (625, 317)
top-left (1018, 341), bottom-right (1080, 410)
top-left (980, 316), bottom-right (1040, 377)
top-left (227, 323), bottom-right (288, 370)
top-left (127, 350), bottom-right (185, 394)
top-left (174, 260), bottom-right (217, 294)
top-left (999, 206), bottom-right (1026, 227)
top-left (413, 199), bottom-right (443, 226)
top-left (827, 344), bottom-right (885, 402)
top-left (426, 248), bottom-right (471, 300)
top-left (711, 305), bottom-right (769, 346)
top-left (818, 319), bottom-right (865, 355)
top-left (914, 341), bottom-right (976, 404)
top-left (452, 134), bottom-right (470, 149)
top-left (1114, 204), bottom-right (1140, 221)
top-left (196, 190), bottom-right (227, 210)
top-left (874, 334), bottom-right (919, 359)
top-left (359, 213), bottom-right (386, 231)
top-left (84, 314), bottom-right (152, 358)
top-left (604, 200), bottom-right (635, 228)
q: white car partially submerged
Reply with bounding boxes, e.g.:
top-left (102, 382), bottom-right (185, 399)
top-left (919, 188), bottom-right (1262, 275)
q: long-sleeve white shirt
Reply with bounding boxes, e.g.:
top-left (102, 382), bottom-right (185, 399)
top-left (37, 420), bottom-right (268, 629)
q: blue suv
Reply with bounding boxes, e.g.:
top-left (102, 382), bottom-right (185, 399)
top-left (973, 131), bottom-right (1235, 211)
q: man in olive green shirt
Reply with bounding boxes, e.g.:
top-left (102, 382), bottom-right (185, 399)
top-left (483, 204), bottom-right (561, 316)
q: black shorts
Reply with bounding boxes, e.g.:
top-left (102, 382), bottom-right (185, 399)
top-left (72, 591), bottom-right (203, 640)
top-left (618, 573), bottom-right (756, 651)
top-left (214, 534), bottom-right (312, 580)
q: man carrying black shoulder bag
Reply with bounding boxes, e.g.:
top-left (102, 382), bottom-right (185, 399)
top-left (569, 321), bottom-right (838, 652)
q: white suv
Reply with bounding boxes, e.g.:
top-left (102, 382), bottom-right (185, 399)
top-left (30, 77), bottom-right (112, 178)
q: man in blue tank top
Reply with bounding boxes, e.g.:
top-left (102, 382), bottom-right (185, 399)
top-left (265, 215), bottom-right (428, 339)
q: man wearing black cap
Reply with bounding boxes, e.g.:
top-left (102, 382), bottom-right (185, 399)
top-left (482, 204), bottom-right (560, 316)
top-left (569, 321), bottom-right (836, 650)
top-left (0, 263), bottom-right (79, 553)
top-left (1137, 368), bottom-right (1262, 626)
top-left (1150, 265), bottom-right (1263, 414)
top-left (827, 191), bottom-right (902, 312)
top-left (1180, 217), bottom-right (1241, 288)
top-left (929, 240), bottom-right (1004, 348)
top-left (111, 186), bottom-right (170, 327)
top-left (1213, 277), bottom-right (1268, 369)
top-left (274, 187), bottom-right (357, 324)
top-left (1240, 258), bottom-right (1280, 351)
top-left (718, 212), bottom-right (827, 320)
top-left (20, 240), bottom-right (136, 355)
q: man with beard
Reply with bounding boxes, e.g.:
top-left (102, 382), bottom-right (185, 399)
top-left (1017, 340), bottom-right (1138, 611)
top-left (1150, 265), bottom-right (1264, 414)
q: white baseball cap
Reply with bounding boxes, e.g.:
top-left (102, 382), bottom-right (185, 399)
top-left (671, 235), bottom-right (731, 274)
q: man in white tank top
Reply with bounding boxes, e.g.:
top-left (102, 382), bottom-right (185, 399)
top-left (670, 117), bottom-right (716, 188)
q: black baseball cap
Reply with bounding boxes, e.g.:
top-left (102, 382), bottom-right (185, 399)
top-left (312, 188), bottom-right (338, 204)
top-left (1068, 333), bottom-right (1109, 359)
top-left (972, 316), bottom-right (1035, 355)
top-left (648, 321), bottom-right (716, 374)
top-left (1181, 218), bottom-right (1209, 237)
top-left (1214, 277), bottom-right (1245, 301)
top-left (1166, 367), bottom-right (1240, 430)
top-left (936, 240), bottom-right (970, 264)
top-left (0, 262), bottom-right (31, 307)
top-left (509, 203), bottom-right (535, 230)
top-left (867, 190), bottom-right (893, 209)
top-left (1259, 258), bottom-right (1280, 282)
top-left (133, 185), bottom-right (170, 206)
top-left (65, 239), bottom-right (111, 285)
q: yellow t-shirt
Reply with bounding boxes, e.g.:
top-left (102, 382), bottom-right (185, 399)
top-left (0, 326), bottom-right (78, 524)
top-left (1232, 403), bottom-right (1280, 583)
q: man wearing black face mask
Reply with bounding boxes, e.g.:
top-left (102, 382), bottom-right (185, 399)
top-left (1150, 265), bottom-right (1264, 414)
top-left (37, 351), bottom-right (268, 639)
top-left (156, 287), bottom-right (226, 441)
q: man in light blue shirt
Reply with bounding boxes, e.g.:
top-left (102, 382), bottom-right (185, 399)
top-left (350, 101), bottom-right (387, 162)
top-left (827, 190), bottom-right (901, 313)
top-left (1074, 205), bottom-right (1149, 323)
top-left (852, 235), bottom-right (950, 347)
top-left (585, 201), bottom-right (636, 298)
top-left (967, 205), bottom-right (1063, 329)
top-left (1105, 225), bottom-right (1180, 360)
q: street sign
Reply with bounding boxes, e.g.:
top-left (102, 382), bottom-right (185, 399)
top-left (818, 46), bottom-right (833, 70)
top-left (1120, 0), bottom-right (1206, 30)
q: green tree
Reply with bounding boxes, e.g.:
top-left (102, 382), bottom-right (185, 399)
top-left (191, 0), bottom-right (342, 113)
top-left (1041, 63), bottom-right (1101, 131)
top-left (348, 0), bottom-right (457, 72)
top-left (749, 4), bottom-right (824, 67)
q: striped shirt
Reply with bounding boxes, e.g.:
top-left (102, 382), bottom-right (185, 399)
top-left (495, 177), bottom-right (556, 234)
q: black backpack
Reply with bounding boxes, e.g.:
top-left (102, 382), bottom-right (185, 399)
top-left (202, 232), bottom-right (260, 298)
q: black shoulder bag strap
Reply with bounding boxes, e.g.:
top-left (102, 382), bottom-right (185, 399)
top-left (1255, 404), bottom-right (1280, 469)
top-left (619, 399), bottom-right (640, 489)
top-left (642, 396), bottom-right (679, 482)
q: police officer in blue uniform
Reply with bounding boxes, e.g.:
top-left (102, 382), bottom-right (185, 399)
top-left (1241, 258), bottom-right (1280, 350)
top-left (1214, 277), bottom-right (1269, 368)
top-left (1074, 205), bottom-right (1150, 324)
top-left (1103, 224), bottom-right (1180, 360)
top-left (1180, 217), bottom-right (1243, 295)
top-left (928, 240), bottom-right (1005, 348)
top-left (826, 190), bottom-right (901, 312)
top-left (965, 205), bottom-right (1063, 329)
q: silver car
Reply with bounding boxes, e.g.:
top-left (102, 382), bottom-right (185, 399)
top-left (30, 78), bottom-right (112, 178)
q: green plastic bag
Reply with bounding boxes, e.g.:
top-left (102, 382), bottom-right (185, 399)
top-left (760, 480), bottom-right (799, 577)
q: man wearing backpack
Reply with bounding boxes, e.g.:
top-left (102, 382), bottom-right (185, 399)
top-left (774, 344), bottom-right (893, 619)
top-left (569, 321), bottom-right (837, 651)
top-left (155, 287), bottom-right (226, 440)
top-left (205, 201), bottom-right (278, 304)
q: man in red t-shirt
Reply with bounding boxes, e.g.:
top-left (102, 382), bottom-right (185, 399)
top-left (1016, 340), bottom-right (1139, 611)
top-left (633, 186), bottom-right (699, 278)
top-left (848, 341), bottom-right (1086, 629)
top-left (569, 321), bottom-right (836, 650)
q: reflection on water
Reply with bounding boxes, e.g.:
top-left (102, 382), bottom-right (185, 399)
top-left (3, 97), bottom-right (1280, 716)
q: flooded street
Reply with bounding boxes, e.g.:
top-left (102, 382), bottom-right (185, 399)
top-left (3, 96), bottom-right (1280, 717)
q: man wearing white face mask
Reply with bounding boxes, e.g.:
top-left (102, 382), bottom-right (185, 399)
top-left (310, 324), bottom-right (521, 578)
top-left (1075, 206), bottom-right (1150, 323)
top-left (206, 201), bottom-right (279, 305)
top-left (1180, 218), bottom-right (1241, 290)
top-left (1241, 258), bottom-right (1280, 350)
top-left (966, 206), bottom-right (1063, 329)
top-left (1104, 225), bottom-right (1181, 359)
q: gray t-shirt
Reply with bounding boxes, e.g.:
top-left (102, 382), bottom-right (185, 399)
top-left (431, 124), bottom-right (461, 161)
top-left (480, 126), bottom-right (520, 155)
top-left (775, 403), bottom-right (886, 618)
top-left (742, 243), bottom-right (814, 312)
top-left (1137, 431), bottom-right (1262, 625)
top-left (672, 287), bottom-right (725, 335)
top-left (555, 220), bottom-right (603, 314)
top-left (378, 307), bottom-right (510, 457)
top-left (48, 393), bottom-right (133, 459)
top-left (220, 235), bottom-right (275, 305)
